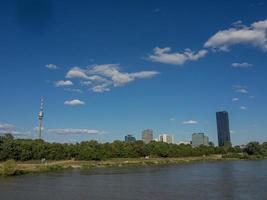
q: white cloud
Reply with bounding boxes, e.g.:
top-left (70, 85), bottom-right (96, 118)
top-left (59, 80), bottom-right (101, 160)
top-left (232, 85), bottom-right (249, 94)
top-left (45, 64), bottom-right (58, 70)
top-left (182, 120), bottom-right (198, 125)
top-left (131, 71), bottom-right (160, 78)
top-left (0, 123), bottom-right (15, 133)
top-left (236, 89), bottom-right (248, 94)
top-left (64, 64), bottom-right (159, 93)
top-left (89, 64), bottom-right (159, 87)
top-left (87, 75), bottom-right (107, 82)
top-left (148, 47), bottom-right (208, 65)
top-left (232, 97), bottom-right (239, 102)
top-left (0, 123), bottom-right (32, 139)
top-left (169, 118), bottom-right (175, 121)
top-left (240, 106), bottom-right (247, 110)
top-left (80, 76), bottom-right (109, 88)
top-left (204, 19), bottom-right (267, 51)
top-left (64, 99), bottom-right (85, 106)
top-left (232, 62), bottom-right (253, 68)
top-left (92, 83), bottom-right (111, 93)
top-left (48, 128), bottom-right (104, 135)
top-left (66, 67), bottom-right (90, 79)
top-left (146, 19), bottom-right (267, 67)
top-left (252, 19), bottom-right (267, 30)
top-left (55, 80), bottom-right (73, 87)
top-left (231, 20), bottom-right (245, 28)
top-left (101, 68), bottom-right (134, 86)
top-left (11, 132), bottom-right (32, 139)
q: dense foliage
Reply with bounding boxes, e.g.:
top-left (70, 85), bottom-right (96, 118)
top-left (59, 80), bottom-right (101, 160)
top-left (1, 159), bottom-right (17, 176)
top-left (0, 134), bottom-right (266, 161)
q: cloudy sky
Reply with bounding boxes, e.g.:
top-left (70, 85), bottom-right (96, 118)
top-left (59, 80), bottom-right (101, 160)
top-left (0, 0), bottom-right (267, 145)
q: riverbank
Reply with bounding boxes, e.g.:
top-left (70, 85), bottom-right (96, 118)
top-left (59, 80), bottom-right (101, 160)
top-left (0, 154), bottom-right (251, 176)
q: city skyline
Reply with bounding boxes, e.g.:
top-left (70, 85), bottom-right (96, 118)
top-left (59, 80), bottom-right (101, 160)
top-left (1, 1), bottom-right (267, 145)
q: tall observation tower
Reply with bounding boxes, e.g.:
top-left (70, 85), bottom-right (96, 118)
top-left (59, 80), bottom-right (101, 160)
top-left (38, 98), bottom-right (44, 139)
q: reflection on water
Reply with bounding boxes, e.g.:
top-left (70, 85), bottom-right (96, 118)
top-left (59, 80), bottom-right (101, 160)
top-left (219, 162), bottom-right (236, 199)
top-left (0, 160), bottom-right (266, 200)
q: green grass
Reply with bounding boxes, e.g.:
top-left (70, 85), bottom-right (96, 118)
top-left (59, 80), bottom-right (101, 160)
top-left (36, 164), bottom-right (65, 172)
top-left (1, 155), bottom-right (264, 177)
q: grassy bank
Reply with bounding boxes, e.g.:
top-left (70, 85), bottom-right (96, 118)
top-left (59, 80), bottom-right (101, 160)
top-left (1, 154), bottom-right (258, 176)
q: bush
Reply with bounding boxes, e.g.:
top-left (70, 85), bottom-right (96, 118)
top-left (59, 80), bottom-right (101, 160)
top-left (81, 163), bottom-right (95, 169)
top-left (1, 160), bottom-right (17, 176)
top-left (37, 164), bottom-right (64, 172)
top-left (222, 153), bottom-right (243, 159)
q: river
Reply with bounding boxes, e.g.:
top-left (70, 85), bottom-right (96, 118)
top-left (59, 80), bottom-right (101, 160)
top-left (0, 160), bottom-right (266, 200)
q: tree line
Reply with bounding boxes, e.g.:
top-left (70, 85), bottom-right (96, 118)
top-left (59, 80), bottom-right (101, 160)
top-left (0, 134), bottom-right (266, 161)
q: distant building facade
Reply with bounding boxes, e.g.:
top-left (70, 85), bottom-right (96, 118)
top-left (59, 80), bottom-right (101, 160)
top-left (216, 111), bottom-right (231, 147)
top-left (124, 134), bottom-right (136, 142)
top-left (192, 133), bottom-right (209, 147)
top-left (203, 136), bottom-right (209, 146)
top-left (177, 141), bottom-right (191, 145)
top-left (159, 134), bottom-right (173, 144)
top-left (142, 129), bottom-right (153, 144)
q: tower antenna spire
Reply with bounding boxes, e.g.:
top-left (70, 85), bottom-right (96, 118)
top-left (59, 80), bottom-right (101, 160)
top-left (38, 97), bottom-right (44, 139)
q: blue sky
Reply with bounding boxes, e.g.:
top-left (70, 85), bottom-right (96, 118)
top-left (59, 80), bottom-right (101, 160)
top-left (0, 0), bottom-right (267, 145)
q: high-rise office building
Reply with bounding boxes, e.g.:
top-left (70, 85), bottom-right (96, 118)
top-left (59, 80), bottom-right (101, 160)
top-left (203, 136), bottom-right (209, 146)
top-left (159, 134), bottom-right (173, 144)
top-left (124, 134), bottom-right (136, 142)
top-left (192, 133), bottom-right (209, 147)
top-left (216, 111), bottom-right (231, 147)
top-left (142, 129), bottom-right (153, 144)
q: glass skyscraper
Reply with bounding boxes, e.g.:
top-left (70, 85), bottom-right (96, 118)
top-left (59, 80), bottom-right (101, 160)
top-left (216, 111), bottom-right (231, 146)
top-left (124, 134), bottom-right (136, 142)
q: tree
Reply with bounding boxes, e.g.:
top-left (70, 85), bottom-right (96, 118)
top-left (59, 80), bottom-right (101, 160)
top-left (244, 142), bottom-right (262, 155)
top-left (0, 134), bottom-right (266, 161)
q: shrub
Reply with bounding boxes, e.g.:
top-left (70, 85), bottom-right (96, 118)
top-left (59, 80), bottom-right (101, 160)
top-left (38, 164), bottom-right (64, 172)
top-left (1, 160), bottom-right (17, 176)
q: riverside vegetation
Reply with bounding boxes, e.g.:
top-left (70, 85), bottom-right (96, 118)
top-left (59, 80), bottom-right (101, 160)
top-left (0, 134), bottom-right (267, 176)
